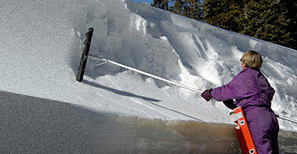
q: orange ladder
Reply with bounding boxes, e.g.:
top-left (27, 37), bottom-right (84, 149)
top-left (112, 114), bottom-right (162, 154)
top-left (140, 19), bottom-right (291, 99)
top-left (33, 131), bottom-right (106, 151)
top-left (230, 107), bottom-right (258, 154)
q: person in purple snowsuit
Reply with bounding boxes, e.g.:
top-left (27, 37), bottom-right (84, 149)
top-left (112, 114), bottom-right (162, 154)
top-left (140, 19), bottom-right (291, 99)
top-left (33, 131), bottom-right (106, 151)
top-left (201, 50), bottom-right (279, 154)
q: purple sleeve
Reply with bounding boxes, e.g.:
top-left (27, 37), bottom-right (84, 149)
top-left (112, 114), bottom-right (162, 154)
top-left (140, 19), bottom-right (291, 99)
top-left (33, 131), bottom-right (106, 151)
top-left (211, 70), bottom-right (259, 101)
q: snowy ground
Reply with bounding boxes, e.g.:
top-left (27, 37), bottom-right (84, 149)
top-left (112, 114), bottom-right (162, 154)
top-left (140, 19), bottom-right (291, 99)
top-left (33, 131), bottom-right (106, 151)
top-left (0, 0), bottom-right (296, 131)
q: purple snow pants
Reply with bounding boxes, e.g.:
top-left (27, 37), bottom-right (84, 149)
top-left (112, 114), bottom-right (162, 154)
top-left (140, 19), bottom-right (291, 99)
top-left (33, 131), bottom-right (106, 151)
top-left (245, 106), bottom-right (279, 154)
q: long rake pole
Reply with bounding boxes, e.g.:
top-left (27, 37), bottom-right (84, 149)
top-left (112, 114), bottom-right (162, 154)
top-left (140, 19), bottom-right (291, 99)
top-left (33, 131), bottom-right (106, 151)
top-left (88, 55), bottom-right (203, 93)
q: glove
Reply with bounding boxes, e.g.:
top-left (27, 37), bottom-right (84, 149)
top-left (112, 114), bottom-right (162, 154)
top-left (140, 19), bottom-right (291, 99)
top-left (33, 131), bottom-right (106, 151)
top-left (201, 89), bottom-right (212, 101)
top-left (223, 99), bottom-right (237, 110)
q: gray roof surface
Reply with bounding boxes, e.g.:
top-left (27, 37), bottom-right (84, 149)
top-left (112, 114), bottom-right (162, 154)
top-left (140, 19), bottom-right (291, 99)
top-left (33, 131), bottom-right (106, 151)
top-left (0, 90), bottom-right (296, 154)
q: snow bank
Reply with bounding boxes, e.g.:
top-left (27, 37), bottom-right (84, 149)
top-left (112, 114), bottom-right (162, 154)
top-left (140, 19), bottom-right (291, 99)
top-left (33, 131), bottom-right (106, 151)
top-left (0, 0), bottom-right (296, 131)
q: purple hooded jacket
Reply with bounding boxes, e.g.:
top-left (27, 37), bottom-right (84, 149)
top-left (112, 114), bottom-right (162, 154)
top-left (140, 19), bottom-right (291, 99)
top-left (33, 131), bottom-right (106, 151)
top-left (211, 68), bottom-right (275, 109)
top-left (211, 68), bottom-right (279, 153)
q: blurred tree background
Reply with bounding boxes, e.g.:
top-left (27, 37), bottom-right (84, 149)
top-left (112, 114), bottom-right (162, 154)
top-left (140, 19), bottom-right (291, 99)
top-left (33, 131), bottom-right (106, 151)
top-left (152, 0), bottom-right (297, 50)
